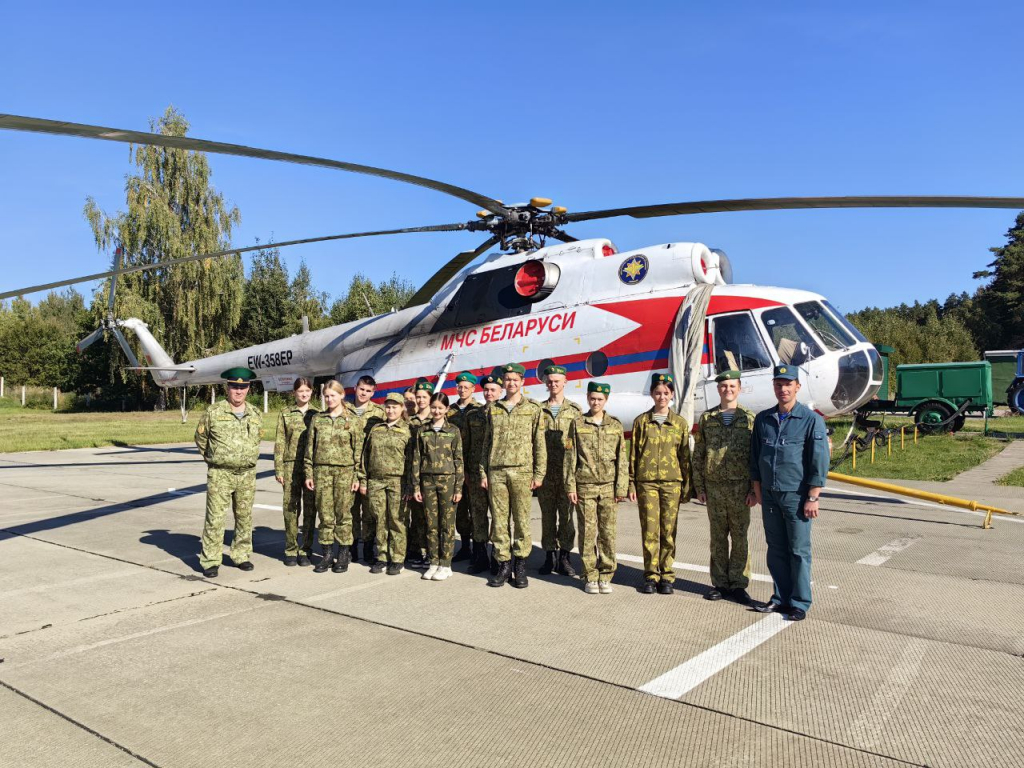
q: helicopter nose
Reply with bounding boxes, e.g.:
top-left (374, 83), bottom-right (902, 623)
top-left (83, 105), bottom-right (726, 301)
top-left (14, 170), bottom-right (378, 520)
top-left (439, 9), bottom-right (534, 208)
top-left (830, 346), bottom-right (882, 411)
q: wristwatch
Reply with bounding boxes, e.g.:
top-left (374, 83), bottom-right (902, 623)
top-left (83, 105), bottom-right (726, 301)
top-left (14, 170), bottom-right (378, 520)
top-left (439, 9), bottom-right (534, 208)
top-left (807, 496), bottom-right (819, 502)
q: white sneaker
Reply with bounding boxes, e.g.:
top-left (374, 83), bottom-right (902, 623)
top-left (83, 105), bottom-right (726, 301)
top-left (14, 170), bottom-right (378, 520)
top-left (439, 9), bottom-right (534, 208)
top-left (599, 581), bottom-right (613, 594)
top-left (584, 581), bottom-right (599, 594)
top-left (423, 565), bottom-right (439, 580)
top-left (433, 566), bottom-right (451, 581)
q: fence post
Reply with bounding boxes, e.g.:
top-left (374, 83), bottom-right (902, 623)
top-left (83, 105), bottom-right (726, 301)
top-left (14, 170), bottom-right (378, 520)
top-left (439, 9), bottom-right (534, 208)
top-left (901, 426), bottom-right (905, 450)
top-left (870, 439), bottom-right (875, 464)
top-left (914, 426), bottom-right (918, 445)
top-left (53, 387), bottom-right (59, 411)
top-left (22, 386), bottom-right (26, 406)
top-left (1, 376), bottom-right (4, 398)
top-left (263, 389), bottom-right (268, 414)
top-left (887, 434), bottom-right (892, 457)
top-left (210, 387), bottom-right (215, 405)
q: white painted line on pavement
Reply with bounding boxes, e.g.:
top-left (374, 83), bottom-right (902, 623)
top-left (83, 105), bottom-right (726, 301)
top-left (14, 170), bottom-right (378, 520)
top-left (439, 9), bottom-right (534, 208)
top-left (616, 552), bottom-right (775, 583)
top-left (637, 614), bottom-right (791, 699)
top-left (255, 503), bottom-right (284, 511)
top-left (304, 577), bottom-right (401, 602)
top-left (856, 536), bottom-right (921, 566)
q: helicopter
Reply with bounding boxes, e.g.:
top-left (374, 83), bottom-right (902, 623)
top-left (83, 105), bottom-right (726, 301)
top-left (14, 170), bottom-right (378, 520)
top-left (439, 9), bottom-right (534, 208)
top-left (2, 114), bottom-right (1023, 429)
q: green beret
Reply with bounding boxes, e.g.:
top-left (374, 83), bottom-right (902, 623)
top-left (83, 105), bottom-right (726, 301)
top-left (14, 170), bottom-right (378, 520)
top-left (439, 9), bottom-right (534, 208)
top-left (414, 380), bottom-right (434, 392)
top-left (503, 362), bottom-right (526, 376)
top-left (384, 392), bottom-right (405, 405)
top-left (651, 373), bottom-right (674, 386)
top-left (588, 381), bottom-right (611, 395)
top-left (455, 372), bottom-right (478, 385)
top-left (480, 374), bottom-right (503, 386)
top-left (221, 367), bottom-right (257, 384)
top-left (715, 370), bottom-right (742, 382)
top-left (543, 364), bottom-right (567, 377)
top-left (773, 364), bottom-right (798, 381)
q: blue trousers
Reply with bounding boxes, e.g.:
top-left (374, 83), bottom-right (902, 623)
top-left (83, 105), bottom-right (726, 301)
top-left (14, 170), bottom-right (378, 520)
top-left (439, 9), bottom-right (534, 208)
top-left (761, 489), bottom-right (812, 612)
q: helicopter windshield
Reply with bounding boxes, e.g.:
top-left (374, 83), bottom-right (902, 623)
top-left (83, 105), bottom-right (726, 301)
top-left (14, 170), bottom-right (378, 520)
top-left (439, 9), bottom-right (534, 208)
top-left (822, 300), bottom-right (868, 343)
top-left (760, 306), bottom-right (823, 365)
top-left (794, 301), bottom-right (856, 351)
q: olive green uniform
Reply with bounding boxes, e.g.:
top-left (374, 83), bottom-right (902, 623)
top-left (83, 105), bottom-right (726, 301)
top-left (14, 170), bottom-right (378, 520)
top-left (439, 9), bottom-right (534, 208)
top-left (447, 400), bottom-right (480, 543)
top-left (413, 420), bottom-right (465, 566)
top-left (195, 401), bottom-right (263, 570)
top-left (479, 397), bottom-right (546, 562)
top-left (628, 409), bottom-right (692, 583)
top-left (539, 398), bottom-right (583, 552)
top-left (464, 405), bottom-right (492, 544)
top-left (346, 400), bottom-right (386, 545)
top-left (361, 419), bottom-right (412, 563)
top-left (564, 413), bottom-right (628, 583)
top-left (274, 405), bottom-right (319, 558)
top-left (304, 410), bottom-right (365, 548)
top-left (692, 405), bottom-right (755, 591)
top-left (406, 414), bottom-right (430, 555)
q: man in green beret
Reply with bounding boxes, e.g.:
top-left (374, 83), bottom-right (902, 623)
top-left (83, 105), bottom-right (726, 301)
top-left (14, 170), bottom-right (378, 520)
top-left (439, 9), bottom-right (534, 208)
top-left (481, 363), bottom-right (546, 588)
top-left (466, 373), bottom-right (502, 573)
top-left (447, 372), bottom-right (481, 561)
top-left (539, 364), bottom-right (581, 577)
top-left (346, 375), bottom-right (386, 564)
top-left (405, 379), bottom-right (435, 569)
top-left (194, 367), bottom-right (264, 578)
top-left (693, 370), bottom-right (757, 604)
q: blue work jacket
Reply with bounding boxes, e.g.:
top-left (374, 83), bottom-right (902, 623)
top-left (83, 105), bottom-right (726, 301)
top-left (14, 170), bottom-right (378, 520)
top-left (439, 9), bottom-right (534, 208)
top-left (749, 402), bottom-right (829, 493)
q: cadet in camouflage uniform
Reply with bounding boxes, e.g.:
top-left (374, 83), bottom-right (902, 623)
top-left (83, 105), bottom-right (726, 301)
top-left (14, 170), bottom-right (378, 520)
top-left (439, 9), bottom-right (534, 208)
top-left (404, 379), bottom-right (433, 569)
top-left (693, 370), bottom-right (757, 604)
top-left (446, 372), bottom-right (480, 562)
top-left (346, 375), bottom-right (386, 564)
top-left (565, 382), bottom-right (628, 594)
top-left (465, 373), bottom-right (502, 574)
top-left (538, 364), bottom-right (582, 577)
top-left (195, 367), bottom-right (264, 578)
top-left (480, 363), bottom-right (546, 589)
top-left (360, 393), bottom-right (412, 575)
top-left (413, 392), bottom-right (464, 581)
top-left (304, 380), bottom-right (364, 574)
top-left (628, 373), bottom-right (693, 594)
top-left (273, 377), bottom-right (318, 567)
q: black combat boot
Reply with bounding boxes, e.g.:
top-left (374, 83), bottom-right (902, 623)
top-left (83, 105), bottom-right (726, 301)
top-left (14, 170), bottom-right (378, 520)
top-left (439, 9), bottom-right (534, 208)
top-left (314, 543), bottom-right (335, 573)
top-left (511, 557), bottom-right (529, 589)
top-left (363, 540), bottom-right (376, 565)
top-left (452, 537), bottom-right (472, 562)
top-left (487, 560), bottom-right (511, 587)
top-left (333, 545), bottom-right (351, 573)
top-left (297, 553), bottom-right (311, 567)
top-left (349, 541), bottom-right (360, 562)
top-left (539, 551), bottom-right (556, 575)
top-left (468, 542), bottom-right (490, 574)
top-left (557, 549), bottom-right (577, 578)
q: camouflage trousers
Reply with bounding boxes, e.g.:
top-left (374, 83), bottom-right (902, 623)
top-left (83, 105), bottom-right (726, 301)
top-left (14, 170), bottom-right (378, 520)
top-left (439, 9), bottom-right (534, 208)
top-left (281, 461), bottom-right (317, 557)
top-left (407, 498), bottom-right (427, 554)
top-left (575, 482), bottom-right (617, 583)
top-left (707, 480), bottom-right (752, 590)
top-left (636, 480), bottom-right (682, 582)
top-left (200, 467), bottom-right (256, 570)
top-left (487, 467), bottom-right (533, 561)
top-left (467, 474), bottom-right (490, 544)
top-left (351, 489), bottom-right (375, 544)
top-left (314, 464), bottom-right (356, 547)
top-left (367, 475), bottom-right (406, 563)
top-left (538, 478), bottom-right (575, 552)
top-left (422, 474), bottom-right (457, 566)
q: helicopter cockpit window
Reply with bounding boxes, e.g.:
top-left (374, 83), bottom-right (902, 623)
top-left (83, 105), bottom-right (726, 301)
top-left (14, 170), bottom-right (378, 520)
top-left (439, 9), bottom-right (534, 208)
top-left (794, 301), bottom-right (856, 351)
top-left (760, 307), bottom-right (822, 365)
top-left (711, 313), bottom-right (772, 373)
top-left (435, 264), bottom-right (539, 331)
top-left (821, 300), bottom-right (868, 344)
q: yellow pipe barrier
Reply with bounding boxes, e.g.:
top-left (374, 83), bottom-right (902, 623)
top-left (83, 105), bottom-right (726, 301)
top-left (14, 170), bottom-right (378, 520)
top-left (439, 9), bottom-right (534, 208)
top-left (828, 472), bottom-right (1018, 529)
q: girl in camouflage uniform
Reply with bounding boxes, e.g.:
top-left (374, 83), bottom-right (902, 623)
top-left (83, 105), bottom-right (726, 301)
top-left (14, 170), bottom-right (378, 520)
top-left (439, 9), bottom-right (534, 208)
top-left (273, 377), bottom-right (318, 567)
top-left (360, 393), bottom-right (413, 575)
top-left (413, 392), bottom-right (464, 581)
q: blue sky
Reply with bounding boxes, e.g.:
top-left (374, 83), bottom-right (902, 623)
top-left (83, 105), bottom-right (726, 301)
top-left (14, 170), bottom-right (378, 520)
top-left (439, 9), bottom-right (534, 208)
top-left (2, 2), bottom-right (1022, 318)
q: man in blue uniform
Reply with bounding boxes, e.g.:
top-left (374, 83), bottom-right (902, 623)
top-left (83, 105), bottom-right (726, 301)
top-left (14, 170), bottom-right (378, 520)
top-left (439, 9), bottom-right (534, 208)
top-left (749, 365), bottom-right (829, 621)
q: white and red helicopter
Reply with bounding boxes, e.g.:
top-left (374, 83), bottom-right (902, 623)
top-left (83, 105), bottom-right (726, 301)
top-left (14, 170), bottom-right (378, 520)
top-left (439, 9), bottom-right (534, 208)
top-left (2, 114), bottom-right (1022, 429)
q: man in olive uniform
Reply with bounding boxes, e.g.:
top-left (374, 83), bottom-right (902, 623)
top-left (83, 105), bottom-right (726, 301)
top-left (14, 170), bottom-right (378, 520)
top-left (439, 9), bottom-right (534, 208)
top-left (346, 375), bottom-right (386, 564)
top-left (538, 364), bottom-right (581, 576)
top-left (404, 379), bottom-right (433, 569)
top-left (273, 390), bottom-right (317, 567)
top-left (750, 365), bottom-right (830, 622)
top-left (480, 363), bottom-right (546, 588)
top-left (446, 372), bottom-right (480, 562)
top-left (692, 370), bottom-right (757, 604)
top-left (465, 373), bottom-right (502, 574)
top-left (195, 367), bottom-right (264, 578)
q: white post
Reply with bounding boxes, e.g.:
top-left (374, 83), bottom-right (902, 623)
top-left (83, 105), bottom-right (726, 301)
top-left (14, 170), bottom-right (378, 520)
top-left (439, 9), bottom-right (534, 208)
top-left (21, 386), bottom-right (26, 406)
top-left (53, 387), bottom-right (59, 411)
top-left (263, 389), bottom-right (268, 413)
top-left (1, 376), bottom-right (4, 398)
top-left (210, 387), bottom-right (215, 405)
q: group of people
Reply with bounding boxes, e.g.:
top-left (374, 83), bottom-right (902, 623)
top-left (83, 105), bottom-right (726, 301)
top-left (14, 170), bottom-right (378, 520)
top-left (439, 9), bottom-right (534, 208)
top-left (195, 360), bottom-right (829, 620)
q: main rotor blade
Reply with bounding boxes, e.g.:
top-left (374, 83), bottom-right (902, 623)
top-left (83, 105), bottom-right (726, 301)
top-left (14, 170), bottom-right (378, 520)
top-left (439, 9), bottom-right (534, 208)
top-left (563, 196), bottom-right (1024, 223)
top-left (404, 236), bottom-right (501, 308)
top-left (0, 223), bottom-right (469, 301)
top-left (111, 327), bottom-right (141, 369)
top-left (75, 327), bottom-right (104, 354)
top-left (0, 114), bottom-right (507, 216)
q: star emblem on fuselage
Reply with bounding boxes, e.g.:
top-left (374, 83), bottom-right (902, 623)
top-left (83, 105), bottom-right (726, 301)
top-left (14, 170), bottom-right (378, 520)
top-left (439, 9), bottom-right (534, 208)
top-left (619, 254), bottom-right (649, 284)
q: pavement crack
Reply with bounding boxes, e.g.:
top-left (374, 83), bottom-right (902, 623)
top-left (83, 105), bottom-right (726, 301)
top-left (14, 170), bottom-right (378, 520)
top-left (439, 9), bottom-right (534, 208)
top-left (77, 588), bottom-right (218, 623)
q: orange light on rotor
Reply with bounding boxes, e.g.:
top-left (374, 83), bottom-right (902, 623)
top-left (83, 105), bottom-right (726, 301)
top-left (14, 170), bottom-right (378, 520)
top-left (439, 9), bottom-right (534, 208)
top-left (514, 260), bottom-right (560, 301)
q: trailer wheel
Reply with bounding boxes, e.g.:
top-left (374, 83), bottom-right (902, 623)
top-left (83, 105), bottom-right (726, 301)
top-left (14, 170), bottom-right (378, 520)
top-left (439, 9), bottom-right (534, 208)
top-left (913, 401), bottom-right (954, 433)
top-left (1009, 384), bottom-right (1024, 416)
top-left (952, 415), bottom-right (966, 433)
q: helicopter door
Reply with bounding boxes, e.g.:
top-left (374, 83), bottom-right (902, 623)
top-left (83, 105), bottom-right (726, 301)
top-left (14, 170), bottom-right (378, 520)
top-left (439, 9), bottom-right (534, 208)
top-left (703, 312), bottom-right (774, 404)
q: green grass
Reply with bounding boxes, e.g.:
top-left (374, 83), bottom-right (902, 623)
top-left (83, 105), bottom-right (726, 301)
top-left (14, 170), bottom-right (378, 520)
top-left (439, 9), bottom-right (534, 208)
top-left (996, 466), bottom-right (1024, 487)
top-left (829, 433), bottom-right (1005, 482)
top-left (0, 400), bottom-right (283, 453)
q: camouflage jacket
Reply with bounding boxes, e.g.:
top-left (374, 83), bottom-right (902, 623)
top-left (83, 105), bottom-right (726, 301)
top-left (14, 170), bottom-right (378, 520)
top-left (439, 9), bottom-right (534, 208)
top-left (447, 400), bottom-right (480, 463)
top-left (412, 420), bottom-right (464, 488)
top-left (274, 405), bottom-right (318, 475)
top-left (479, 397), bottom-right (547, 483)
top-left (541, 398), bottom-right (583, 486)
top-left (195, 401), bottom-right (263, 471)
top-left (629, 409), bottom-right (692, 498)
top-left (564, 412), bottom-right (628, 497)
top-left (692, 404), bottom-right (756, 495)
top-left (304, 409), bottom-right (365, 480)
top-left (464, 406), bottom-right (489, 478)
top-left (346, 399), bottom-right (386, 434)
top-left (361, 419), bottom-right (413, 484)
